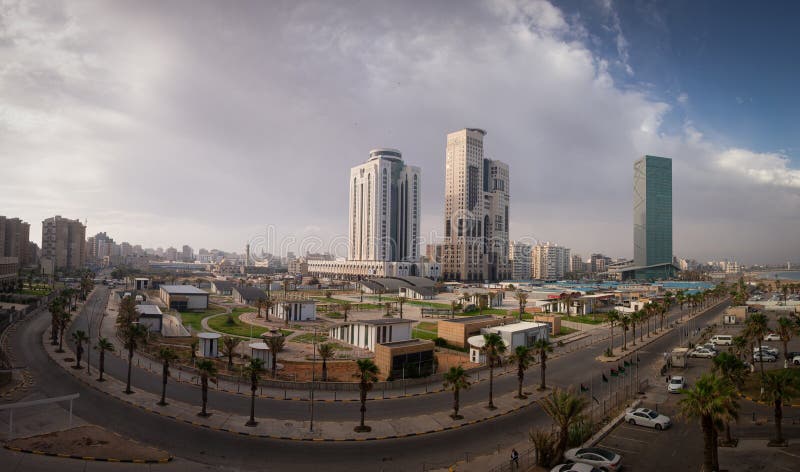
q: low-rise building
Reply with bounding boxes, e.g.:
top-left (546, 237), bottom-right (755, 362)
top-left (328, 318), bottom-right (412, 352)
top-left (274, 299), bottom-right (317, 322)
top-left (468, 321), bottom-right (550, 364)
top-left (232, 286), bottom-right (267, 305)
top-left (159, 285), bottom-right (209, 311)
top-left (0, 256), bottom-right (18, 291)
top-left (374, 339), bottom-right (435, 380)
top-left (210, 280), bottom-right (234, 296)
top-left (437, 315), bottom-right (513, 349)
top-left (133, 277), bottom-right (150, 291)
top-left (134, 304), bottom-right (163, 333)
top-left (307, 260), bottom-right (440, 280)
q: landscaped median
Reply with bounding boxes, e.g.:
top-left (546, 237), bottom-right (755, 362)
top-left (42, 326), bottom-right (544, 441)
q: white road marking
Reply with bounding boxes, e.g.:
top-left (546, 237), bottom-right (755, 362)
top-left (618, 425), bottom-right (659, 434)
top-left (607, 435), bottom-right (649, 444)
top-left (598, 444), bottom-right (638, 455)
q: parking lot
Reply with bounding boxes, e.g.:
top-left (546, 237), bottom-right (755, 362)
top-left (595, 310), bottom-right (800, 471)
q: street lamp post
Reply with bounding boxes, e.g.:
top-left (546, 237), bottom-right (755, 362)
top-left (310, 327), bottom-right (317, 432)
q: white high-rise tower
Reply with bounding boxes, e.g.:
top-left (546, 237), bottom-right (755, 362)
top-left (349, 149), bottom-right (421, 262)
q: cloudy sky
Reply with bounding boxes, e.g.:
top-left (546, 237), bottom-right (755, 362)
top-left (2, 0), bottom-right (799, 264)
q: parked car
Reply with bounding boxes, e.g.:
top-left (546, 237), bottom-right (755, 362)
top-left (550, 463), bottom-right (602, 472)
top-left (754, 346), bottom-right (779, 357)
top-left (764, 333), bottom-right (781, 342)
top-left (787, 351), bottom-right (800, 360)
top-left (625, 407), bottom-right (672, 430)
top-left (563, 448), bottom-right (622, 471)
top-left (792, 355), bottom-right (800, 366)
top-left (701, 343), bottom-right (718, 352)
top-left (667, 376), bottom-right (686, 394)
top-left (690, 347), bottom-right (716, 358)
top-left (753, 352), bottom-right (777, 363)
top-left (710, 335), bottom-right (733, 346)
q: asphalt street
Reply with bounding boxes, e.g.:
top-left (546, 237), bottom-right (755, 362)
top-left (10, 288), bottom-right (731, 471)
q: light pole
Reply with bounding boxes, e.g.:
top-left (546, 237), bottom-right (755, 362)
top-left (310, 327), bottom-right (317, 432)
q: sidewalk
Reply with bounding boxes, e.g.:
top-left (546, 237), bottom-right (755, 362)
top-left (45, 324), bottom-right (549, 441)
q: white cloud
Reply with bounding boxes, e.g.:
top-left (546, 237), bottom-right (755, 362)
top-left (0, 0), bottom-right (797, 263)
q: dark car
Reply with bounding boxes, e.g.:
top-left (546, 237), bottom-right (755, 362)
top-left (786, 351), bottom-right (800, 360)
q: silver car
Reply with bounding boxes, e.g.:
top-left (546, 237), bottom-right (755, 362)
top-left (564, 447), bottom-right (622, 471)
top-left (625, 407), bottom-right (672, 430)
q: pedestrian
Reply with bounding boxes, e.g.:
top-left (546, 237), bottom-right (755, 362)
top-left (510, 449), bottom-right (519, 469)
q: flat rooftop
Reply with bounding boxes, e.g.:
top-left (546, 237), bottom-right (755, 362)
top-left (378, 339), bottom-right (434, 348)
top-left (440, 315), bottom-right (496, 324)
top-left (134, 304), bottom-right (162, 316)
top-left (489, 321), bottom-right (549, 333)
top-left (160, 285), bottom-right (208, 295)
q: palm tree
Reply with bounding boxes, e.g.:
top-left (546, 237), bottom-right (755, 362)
top-left (283, 302), bottom-right (291, 326)
top-left (450, 300), bottom-right (458, 319)
top-left (318, 343), bottom-right (335, 381)
top-left (731, 335), bottom-right (748, 362)
top-left (533, 338), bottom-right (553, 390)
top-left (197, 359), bottom-right (217, 417)
top-left (57, 311), bottom-right (71, 353)
top-left (712, 352), bottom-right (748, 444)
top-left (678, 373), bottom-right (739, 472)
top-left (117, 295), bottom-right (138, 326)
top-left (255, 298), bottom-right (265, 318)
top-left (514, 291), bottom-right (529, 321)
top-left (561, 292), bottom-right (574, 317)
top-left (762, 370), bottom-right (800, 445)
top-left (539, 388), bottom-right (588, 463)
top-left (509, 345), bottom-right (534, 399)
top-left (676, 291), bottom-right (686, 312)
top-left (243, 358), bottom-right (266, 426)
top-left (94, 337), bottom-right (114, 381)
top-left (339, 301), bottom-right (351, 322)
top-left (481, 332), bottom-right (506, 409)
top-left (157, 347), bottom-right (178, 406)
top-left (745, 312), bottom-right (769, 379)
top-left (71, 330), bottom-right (88, 369)
top-left (606, 310), bottom-right (620, 356)
top-left (630, 310), bottom-right (642, 345)
top-left (776, 316), bottom-right (798, 360)
top-left (620, 314), bottom-right (631, 351)
top-left (121, 323), bottom-right (148, 394)
top-left (397, 296), bottom-right (407, 319)
top-left (353, 359), bottom-right (379, 432)
top-left (48, 297), bottom-right (64, 345)
top-left (265, 335), bottom-right (286, 378)
top-left (263, 297), bottom-right (274, 321)
top-left (442, 365), bottom-right (471, 419)
top-left (220, 336), bottom-right (241, 370)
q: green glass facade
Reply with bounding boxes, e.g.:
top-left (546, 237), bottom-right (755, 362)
top-left (633, 155), bottom-right (673, 270)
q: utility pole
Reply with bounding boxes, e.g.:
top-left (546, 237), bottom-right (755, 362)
top-left (310, 327), bottom-right (317, 432)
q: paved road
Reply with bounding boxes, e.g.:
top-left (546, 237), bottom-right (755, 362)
top-left (10, 289), bottom-right (731, 471)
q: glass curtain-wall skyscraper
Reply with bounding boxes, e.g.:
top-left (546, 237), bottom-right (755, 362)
top-left (631, 155), bottom-right (676, 280)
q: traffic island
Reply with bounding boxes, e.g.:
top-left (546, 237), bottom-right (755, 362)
top-left (4, 425), bottom-right (172, 463)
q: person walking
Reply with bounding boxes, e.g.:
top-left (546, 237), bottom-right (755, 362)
top-left (510, 449), bottom-right (520, 469)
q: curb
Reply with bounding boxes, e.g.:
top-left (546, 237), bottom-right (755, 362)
top-left (3, 445), bottom-right (172, 463)
top-left (583, 399), bottom-right (642, 447)
top-left (739, 393), bottom-right (800, 408)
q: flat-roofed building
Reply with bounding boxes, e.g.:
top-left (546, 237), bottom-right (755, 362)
top-left (232, 286), bottom-right (266, 305)
top-left (159, 285), bottom-right (209, 311)
top-left (374, 339), bottom-right (435, 380)
top-left (0, 256), bottom-right (18, 291)
top-left (437, 315), bottom-right (515, 349)
top-left (328, 318), bottom-right (412, 352)
top-left (275, 299), bottom-right (317, 322)
top-left (468, 321), bottom-right (550, 364)
top-left (135, 304), bottom-right (163, 333)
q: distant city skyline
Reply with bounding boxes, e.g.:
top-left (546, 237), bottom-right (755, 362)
top-left (2, 1), bottom-right (799, 264)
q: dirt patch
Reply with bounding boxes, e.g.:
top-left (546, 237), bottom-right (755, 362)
top-left (7, 425), bottom-right (171, 461)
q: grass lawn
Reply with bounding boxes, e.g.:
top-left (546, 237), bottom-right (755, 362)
top-left (178, 305), bottom-right (227, 332)
top-left (325, 311), bottom-right (344, 319)
top-left (563, 314), bottom-right (607, 325)
top-left (459, 308), bottom-right (508, 316)
top-left (412, 328), bottom-right (439, 341)
top-left (416, 322), bottom-right (438, 332)
top-left (19, 288), bottom-right (52, 296)
top-left (740, 368), bottom-right (800, 399)
top-left (553, 326), bottom-right (579, 338)
top-left (206, 312), bottom-right (293, 338)
top-left (292, 332), bottom-right (328, 344)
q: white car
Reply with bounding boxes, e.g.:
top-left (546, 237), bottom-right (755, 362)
top-left (753, 352), bottom-right (777, 363)
top-left (667, 376), bottom-right (686, 394)
top-left (625, 407), bottom-right (672, 430)
top-left (793, 355), bottom-right (800, 366)
top-left (690, 347), bottom-right (716, 358)
top-left (764, 333), bottom-right (781, 341)
top-left (550, 463), bottom-right (602, 472)
top-left (563, 447), bottom-right (622, 471)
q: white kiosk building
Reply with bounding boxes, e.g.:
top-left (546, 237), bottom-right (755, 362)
top-left (198, 332), bottom-right (221, 358)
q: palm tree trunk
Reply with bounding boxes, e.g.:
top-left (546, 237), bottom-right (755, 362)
top-left (623, 330), bottom-right (627, 351)
top-left (774, 397), bottom-right (784, 444)
top-left (609, 325), bottom-right (614, 354)
top-left (98, 351), bottom-right (105, 381)
top-left (201, 380), bottom-right (208, 416)
top-left (125, 348), bottom-right (134, 394)
top-left (359, 388), bottom-right (367, 428)
top-left (247, 382), bottom-right (257, 426)
top-left (517, 365), bottom-right (524, 398)
top-left (632, 324), bottom-right (636, 346)
top-left (159, 363), bottom-right (168, 405)
top-left (701, 415), bottom-right (714, 472)
top-left (453, 389), bottom-right (460, 418)
top-left (540, 355), bottom-right (547, 390)
top-left (725, 421), bottom-right (732, 445)
top-left (322, 359), bottom-right (328, 381)
top-left (488, 363), bottom-right (495, 409)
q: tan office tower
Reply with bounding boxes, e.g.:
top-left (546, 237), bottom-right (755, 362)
top-left (442, 128), bottom-right (510, 281)
top-left (41, 216), bottom-right (86, 272)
